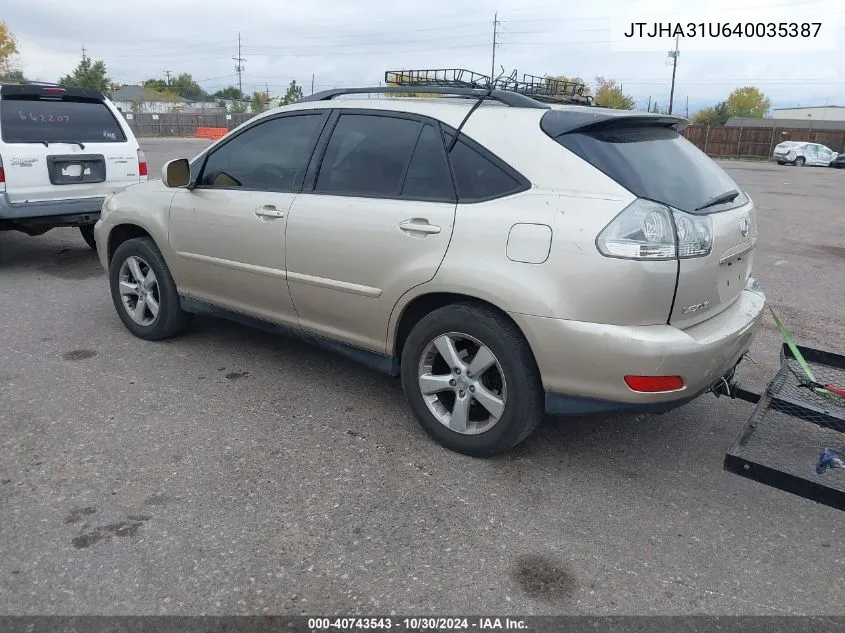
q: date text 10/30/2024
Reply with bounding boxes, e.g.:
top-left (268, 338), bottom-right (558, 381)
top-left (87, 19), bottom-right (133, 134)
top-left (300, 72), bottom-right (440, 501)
top-left (308, 617), bottom-right (529, 631)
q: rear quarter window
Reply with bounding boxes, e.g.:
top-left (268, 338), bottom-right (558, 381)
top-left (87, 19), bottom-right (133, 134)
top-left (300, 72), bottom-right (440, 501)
top-left (551, 123), bottom-right (745, 214)
top-left (443, 130), bottom-right (529, 203)
top-left (0, 96), bottom-right (127, 144)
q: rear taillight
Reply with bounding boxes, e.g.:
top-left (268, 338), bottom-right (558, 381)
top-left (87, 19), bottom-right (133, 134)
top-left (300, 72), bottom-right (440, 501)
top-left (625, 375), bottom-right (685, 392)
top-left (0, 155), bottom-right (5, 192)
top-left (597, 198), bottom-right (712, 260)
top-left (137, 149), bottom-right (148, 178)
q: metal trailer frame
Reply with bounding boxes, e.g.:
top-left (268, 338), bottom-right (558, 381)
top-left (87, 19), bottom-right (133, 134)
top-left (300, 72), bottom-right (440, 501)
top-left (722, 343), bottom-right (845, 511)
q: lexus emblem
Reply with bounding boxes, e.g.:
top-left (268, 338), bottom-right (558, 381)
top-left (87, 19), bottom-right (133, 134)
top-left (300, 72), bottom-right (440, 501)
top-left (739, 218), bottom-right (750, 237)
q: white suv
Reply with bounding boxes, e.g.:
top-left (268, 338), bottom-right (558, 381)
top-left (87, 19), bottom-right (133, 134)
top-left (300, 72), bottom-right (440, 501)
top-left (0, 82), bottom-right (146, 248)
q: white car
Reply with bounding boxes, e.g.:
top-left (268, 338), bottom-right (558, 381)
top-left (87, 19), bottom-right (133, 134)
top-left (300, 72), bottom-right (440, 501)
top-left (0, 82), bottom-right (146, 248)
top-left (772, 141), bottom-right (838, 167)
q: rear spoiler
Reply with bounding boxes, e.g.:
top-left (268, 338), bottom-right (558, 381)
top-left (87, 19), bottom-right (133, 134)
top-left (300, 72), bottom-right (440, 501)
top-left (0, 83), bottom-right (106, 101)
top-left (541, 109), bottom-right (689, 138)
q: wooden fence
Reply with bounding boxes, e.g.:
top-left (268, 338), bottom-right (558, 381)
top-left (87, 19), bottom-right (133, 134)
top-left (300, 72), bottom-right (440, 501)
top-left (122, 112), bottom-right (256, 138)
top-left (683, 124), bottom-right (845, 158)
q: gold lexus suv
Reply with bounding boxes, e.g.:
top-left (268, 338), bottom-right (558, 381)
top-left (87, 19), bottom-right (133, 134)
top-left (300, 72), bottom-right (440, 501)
top-left (94, 82), bottom-right (765, 456)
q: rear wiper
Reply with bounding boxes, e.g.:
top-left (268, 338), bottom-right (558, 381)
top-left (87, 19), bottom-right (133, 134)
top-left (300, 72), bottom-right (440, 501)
top-left (695, 189), bottom-right (740, 211)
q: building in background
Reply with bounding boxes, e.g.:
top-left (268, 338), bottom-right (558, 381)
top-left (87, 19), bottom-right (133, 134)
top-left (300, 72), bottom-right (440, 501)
top-left (771, 106), bottom-right (845, 122)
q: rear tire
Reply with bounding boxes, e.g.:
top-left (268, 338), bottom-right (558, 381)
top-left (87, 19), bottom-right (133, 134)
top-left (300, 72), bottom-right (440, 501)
top-left (776, 160), bottom-right (786, 165)
top-left (400, 302), bottom-right (544, 457)
top-left (80, 225), bottom-right (97, 251)
top-left (109, 237), bottom-right (191, 341)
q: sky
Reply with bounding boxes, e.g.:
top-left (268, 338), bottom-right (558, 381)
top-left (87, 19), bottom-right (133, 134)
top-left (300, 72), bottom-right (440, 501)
top-left (3, 0), bottom-right (844, 114)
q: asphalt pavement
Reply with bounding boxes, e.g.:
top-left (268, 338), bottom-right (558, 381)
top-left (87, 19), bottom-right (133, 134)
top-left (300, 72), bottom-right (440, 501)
top-left (1, 139), bottom-right (843, 615)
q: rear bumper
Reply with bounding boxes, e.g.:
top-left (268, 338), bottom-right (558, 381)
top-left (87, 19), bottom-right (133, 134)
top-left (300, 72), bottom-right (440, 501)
top-left (510, 278), bottom-right (766, 415)
top-left (0, 192), bottom-right (104, 221)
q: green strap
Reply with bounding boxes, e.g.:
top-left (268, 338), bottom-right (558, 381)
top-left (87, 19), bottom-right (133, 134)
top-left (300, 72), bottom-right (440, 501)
top-left (769, 306), bottom-right (843, 400)
top-left (768, 305), bottom-right (818, 383)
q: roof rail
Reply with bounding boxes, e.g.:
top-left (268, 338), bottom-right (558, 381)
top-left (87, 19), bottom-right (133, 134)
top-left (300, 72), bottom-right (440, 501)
top-left (300, 84), bottom-right (550, 109)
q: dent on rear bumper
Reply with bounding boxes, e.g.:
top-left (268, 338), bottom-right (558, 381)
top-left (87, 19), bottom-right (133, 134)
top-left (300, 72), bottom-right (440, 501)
top-left (511, 279), bottom-right (766, 415)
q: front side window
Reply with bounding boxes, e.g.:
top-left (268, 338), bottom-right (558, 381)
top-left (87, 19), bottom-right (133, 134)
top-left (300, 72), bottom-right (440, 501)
top-left (315, 114), bottom-right (421, 197)
top-left (199, 114), bottom-right (324, 190)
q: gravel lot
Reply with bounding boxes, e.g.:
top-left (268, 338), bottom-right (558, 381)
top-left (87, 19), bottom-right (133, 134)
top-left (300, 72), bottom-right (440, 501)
top-left (1, 138), bottom-right (843, 615)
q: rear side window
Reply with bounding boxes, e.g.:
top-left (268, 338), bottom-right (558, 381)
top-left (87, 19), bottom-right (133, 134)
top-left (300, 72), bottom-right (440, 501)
top-left (316, 114), bottom-right (421, 197)
top-left (443, 131), bottom-right (527, 203)
top-left (552, 124), bottom-right (745, 214)
top-left (401, 124), bottom-right (455, 202)
top-left (0, 96), bottom-right (126, 143)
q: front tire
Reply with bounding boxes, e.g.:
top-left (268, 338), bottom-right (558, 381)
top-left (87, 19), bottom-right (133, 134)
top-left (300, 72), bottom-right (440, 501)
top-left (80, 225), bottom-right (97, 251)
top-left (109, 237), bottom-right (191, 341)
top-left (794, 156), bottom-right (806, 166)
top-left (400, 303), bottom-right (544, 457)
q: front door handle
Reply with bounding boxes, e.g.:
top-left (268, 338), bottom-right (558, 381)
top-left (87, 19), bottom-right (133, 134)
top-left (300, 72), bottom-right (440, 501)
top-left (255, 205), bottom-right (285, 219)
top-left (398, 218), bottom-right (441, 235)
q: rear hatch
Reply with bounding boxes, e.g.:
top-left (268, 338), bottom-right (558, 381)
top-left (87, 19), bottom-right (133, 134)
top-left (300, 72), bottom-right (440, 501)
top-left (0, 84), bottom-right (141, 204)
top-left (543, 110), bottom-right (757, 329)
top-left (773, 141), bottom-right (799, 159)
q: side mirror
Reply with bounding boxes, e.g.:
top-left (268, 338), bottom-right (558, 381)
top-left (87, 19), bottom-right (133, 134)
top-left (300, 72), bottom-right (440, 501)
top-left (162, 158), bottom-right (191, 188)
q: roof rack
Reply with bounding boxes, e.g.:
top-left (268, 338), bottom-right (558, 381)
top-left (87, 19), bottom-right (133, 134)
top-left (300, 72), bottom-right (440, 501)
top-left (384, 68), bottom-right (490, 89)
top-left (383, 68), bottom-right (594, 106)
top-left (299, 68), bottom-right (594, 108)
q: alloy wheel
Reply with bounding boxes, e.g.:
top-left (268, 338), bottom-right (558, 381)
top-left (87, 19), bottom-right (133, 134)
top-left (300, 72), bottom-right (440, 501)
top-left (417, 332), bottom-right (507, 435)
top-left (118, 255), bottom-right (160, 326)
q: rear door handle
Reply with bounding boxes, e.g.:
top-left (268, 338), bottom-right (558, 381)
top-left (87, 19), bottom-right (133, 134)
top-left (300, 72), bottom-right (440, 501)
top-left (255, 205), bottom-right (285, 219)
top-left (398, 218), bottom-right (441, 235)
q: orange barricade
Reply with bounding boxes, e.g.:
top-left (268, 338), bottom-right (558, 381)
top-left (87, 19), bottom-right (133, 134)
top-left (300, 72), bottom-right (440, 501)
top-left (195, 127), bottom-right (228, 140)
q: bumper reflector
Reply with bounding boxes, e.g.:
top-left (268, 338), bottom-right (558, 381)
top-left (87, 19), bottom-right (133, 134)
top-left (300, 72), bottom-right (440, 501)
top-left (624, 375), bottom-right (685, 392)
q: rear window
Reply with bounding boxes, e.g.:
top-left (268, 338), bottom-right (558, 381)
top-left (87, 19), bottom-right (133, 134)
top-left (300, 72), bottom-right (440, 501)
top-left (552, 124), bottom-right (745, 214)
top-left (0, 96), bottom-right (127, 144)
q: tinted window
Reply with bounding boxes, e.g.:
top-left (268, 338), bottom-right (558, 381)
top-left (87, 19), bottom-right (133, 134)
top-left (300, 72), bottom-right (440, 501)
top-left (554, 125), bottom-right (745, 214)
top-left (0, 96), bottom-right (126, 143)
top-left (401, 124), bottom-right (455, 201)
top-left (316, 114), bottom-right (420, 196)
top-left (444, 132), bottom-right (525, 202)
top-left (199, 114), bottom-right (323, 190)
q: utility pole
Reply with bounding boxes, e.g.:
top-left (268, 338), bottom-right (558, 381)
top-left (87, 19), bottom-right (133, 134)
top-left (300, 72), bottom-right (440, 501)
top-left (490, 12), bottom-right (500, 85)
top-left (233, 33), bottom-right (246, 101)
top-left (667, 34), bottom-right (680, 115)
top-left (164, 70), bottom-right (173, 85)
top-left (311, 74), bottom-right (315, 95)
top-left (647, 96), bottom-right (652, 112)
top-left (81, 45), bottom-right (87, 62)
top-left (685, 94), bottom-right (689, 118)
